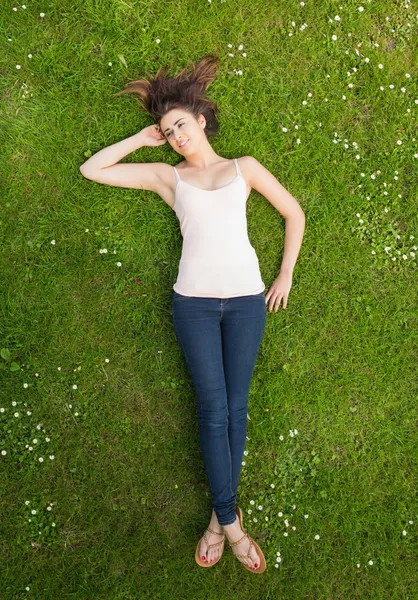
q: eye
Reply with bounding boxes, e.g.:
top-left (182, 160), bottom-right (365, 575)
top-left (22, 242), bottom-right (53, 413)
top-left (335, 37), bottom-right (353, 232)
top-left (167, 123), bottom-right (183, 137)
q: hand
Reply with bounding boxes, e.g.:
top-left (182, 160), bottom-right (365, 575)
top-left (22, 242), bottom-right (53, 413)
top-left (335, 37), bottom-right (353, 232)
top-left (138, 124), bottom-right (167, 147)
top-left (265, 271), bottom-right (292, 312)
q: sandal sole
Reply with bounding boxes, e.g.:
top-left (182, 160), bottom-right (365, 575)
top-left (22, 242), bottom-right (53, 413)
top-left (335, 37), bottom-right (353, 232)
top-left (195, 530), bottom-right (225, 567)
top-left (233, 506), bottom-right (266, 574)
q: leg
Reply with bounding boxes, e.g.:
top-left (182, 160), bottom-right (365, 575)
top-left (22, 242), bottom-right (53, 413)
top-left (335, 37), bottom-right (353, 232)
top-left (220, 291), bottom-right (267, 570)
top-left (171, 295), bottom-right (236, 526)
top-left (221, 292), bottom-right (266, 501)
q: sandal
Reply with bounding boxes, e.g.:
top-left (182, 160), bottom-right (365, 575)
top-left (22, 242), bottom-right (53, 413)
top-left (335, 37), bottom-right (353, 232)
top-left (228, 506), bottom-right (266, 574)
top-left (195, 525), bottom-right (225, 567)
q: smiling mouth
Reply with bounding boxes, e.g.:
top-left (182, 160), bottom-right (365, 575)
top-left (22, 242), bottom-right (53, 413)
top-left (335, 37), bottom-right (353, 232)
top-left (179, 140), bottom-right (189, 148)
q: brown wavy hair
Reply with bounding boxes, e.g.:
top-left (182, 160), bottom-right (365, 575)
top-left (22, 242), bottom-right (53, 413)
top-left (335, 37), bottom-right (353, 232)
top-left (113, 54), bottom-right (221, 139)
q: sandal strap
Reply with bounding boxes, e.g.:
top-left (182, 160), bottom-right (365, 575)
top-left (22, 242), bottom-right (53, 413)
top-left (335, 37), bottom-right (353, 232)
top-left (228, 531), bottom-right (249, 548)
top-left (203, 530), bottom-right (225, 551)
top-left (230, 536), bottom-right (254, 559)
top-left (206, 526), bottom-right (224, 536)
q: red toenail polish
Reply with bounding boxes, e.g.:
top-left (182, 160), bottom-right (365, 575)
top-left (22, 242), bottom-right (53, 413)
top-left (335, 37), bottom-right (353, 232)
top-left (254, 564), bottom-right (258, 568)
top-left (202, 556), bottom-right (206, 560)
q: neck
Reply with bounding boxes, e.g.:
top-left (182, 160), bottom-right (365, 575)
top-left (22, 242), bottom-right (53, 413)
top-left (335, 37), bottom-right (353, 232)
top-left (183, 143), bottom-right (222, 170)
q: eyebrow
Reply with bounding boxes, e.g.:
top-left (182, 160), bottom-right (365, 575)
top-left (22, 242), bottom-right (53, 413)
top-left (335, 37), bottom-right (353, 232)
top-left (163, 118), bottom-right (185, 134)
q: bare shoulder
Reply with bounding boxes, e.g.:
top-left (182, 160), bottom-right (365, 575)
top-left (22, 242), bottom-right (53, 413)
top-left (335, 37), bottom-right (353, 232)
top-left (238, 155), bottom-right (261, 185)
top-left (238, 156), bottom-right (304, 219)
top-left (236, 155), bottom-right (257, 196)
top-left (153, 162), bottom-right (181, 209)
top-left (236, 155), bottom-right (253, 180)
top-left (239, 155), bottom-right (284, 190)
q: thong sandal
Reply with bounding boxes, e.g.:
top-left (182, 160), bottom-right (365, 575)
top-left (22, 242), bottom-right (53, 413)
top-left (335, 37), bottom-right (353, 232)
top-left (228, 506), bottom-right (266, 574)
top-left (195, 525), bottom-right (225, 567)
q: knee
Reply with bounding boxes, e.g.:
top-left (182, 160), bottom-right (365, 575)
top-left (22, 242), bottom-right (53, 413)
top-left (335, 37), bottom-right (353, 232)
top-left (196, 404), bottom-right (229, 425)
top-left (228, 403), bottom-right (248, 425)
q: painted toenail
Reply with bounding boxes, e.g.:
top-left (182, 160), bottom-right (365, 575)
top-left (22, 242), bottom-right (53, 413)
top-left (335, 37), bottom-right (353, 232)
top-left (202, 556), bottom-right (206, 560)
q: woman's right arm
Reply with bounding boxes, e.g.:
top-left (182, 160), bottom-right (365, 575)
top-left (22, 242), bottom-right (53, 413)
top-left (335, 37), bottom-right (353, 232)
top-left (80, 131), bottom-right (146, 172)
top-left (79, 126), bottom-right (167, 191)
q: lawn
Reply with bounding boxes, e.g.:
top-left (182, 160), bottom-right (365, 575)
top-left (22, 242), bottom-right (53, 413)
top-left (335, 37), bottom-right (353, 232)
top-left (1, 0), bottom-right (417, 598)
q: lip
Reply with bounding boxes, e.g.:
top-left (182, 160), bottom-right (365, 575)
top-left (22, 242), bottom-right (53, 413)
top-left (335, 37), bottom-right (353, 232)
top-left (178, 140), bottom-right (189, 148)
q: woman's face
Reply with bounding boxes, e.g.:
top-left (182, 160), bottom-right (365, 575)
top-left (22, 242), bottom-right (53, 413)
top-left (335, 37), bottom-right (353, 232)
top-left (159, 109), bottom-right (205, 153)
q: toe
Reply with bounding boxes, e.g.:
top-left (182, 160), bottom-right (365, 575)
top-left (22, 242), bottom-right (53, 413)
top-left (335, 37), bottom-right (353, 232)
top-left (245, 541), bottom-right (258, 569)
top-left (251, 547), bottom-right (260, 569)
top-left (207, 545), bottom-right (215, 563)
top-left (200, 539), bottom-right (207, 561)
top-left (209, 545), bottom-right (222, 564)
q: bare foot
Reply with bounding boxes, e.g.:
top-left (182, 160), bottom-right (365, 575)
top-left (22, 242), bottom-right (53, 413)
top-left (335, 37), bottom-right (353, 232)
top-left (222, 516), bottom-right (260, 570)
top-left (199, 510), bottom-right (225, 564)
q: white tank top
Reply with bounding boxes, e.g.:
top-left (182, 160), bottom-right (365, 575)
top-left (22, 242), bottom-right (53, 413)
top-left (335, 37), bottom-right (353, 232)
top-left (172, 158), bottom-right (265, 298)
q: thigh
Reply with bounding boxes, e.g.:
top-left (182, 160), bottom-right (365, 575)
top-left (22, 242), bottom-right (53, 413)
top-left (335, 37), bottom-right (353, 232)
top-left (221, 293), bottom-right (267, 398)
top-left (172, 296), bottom-right (226, 396)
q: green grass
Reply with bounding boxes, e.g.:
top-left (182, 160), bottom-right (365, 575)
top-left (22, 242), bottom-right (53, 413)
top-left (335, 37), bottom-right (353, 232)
top-left (1, 0), bottom-right (417, 598)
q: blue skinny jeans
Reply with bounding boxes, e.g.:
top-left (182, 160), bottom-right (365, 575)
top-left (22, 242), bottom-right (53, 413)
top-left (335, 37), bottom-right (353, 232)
top-left (171, 290), bottom-right (267, 526)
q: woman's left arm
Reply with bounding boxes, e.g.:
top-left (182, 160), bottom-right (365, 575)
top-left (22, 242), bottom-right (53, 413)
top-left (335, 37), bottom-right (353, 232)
top-left (244, 156), bottom-right (306, 312)
top-left (267, 214), bottom-right (305, 312)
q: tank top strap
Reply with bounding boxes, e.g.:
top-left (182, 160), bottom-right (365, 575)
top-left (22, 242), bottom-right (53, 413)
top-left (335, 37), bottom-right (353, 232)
top-left (234, 158), bottom-right (242, 177)
top-left (173, 166), bottom-right (181, 182)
